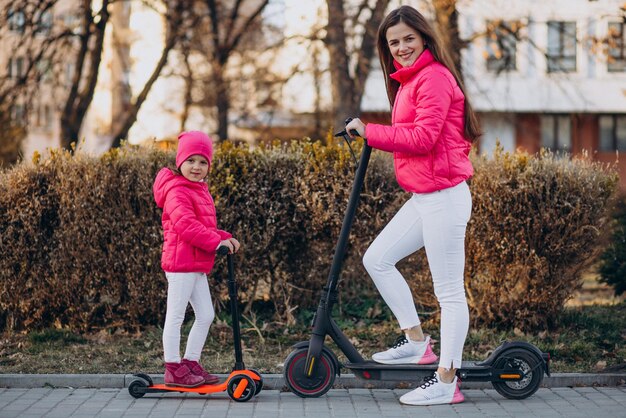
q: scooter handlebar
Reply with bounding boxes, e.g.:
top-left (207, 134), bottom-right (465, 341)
top-left (216, 245), bottom-right (230, 256)
top-left (334, 117), bottom-right (360, 139)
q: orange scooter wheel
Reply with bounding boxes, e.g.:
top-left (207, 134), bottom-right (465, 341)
top-left (227, 374), bottom-right (257, 402)
top-left (249, 369), bottom-right (263, 395)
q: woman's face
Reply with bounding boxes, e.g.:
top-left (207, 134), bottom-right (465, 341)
top-left (386, 21), bottom-right (425, 67)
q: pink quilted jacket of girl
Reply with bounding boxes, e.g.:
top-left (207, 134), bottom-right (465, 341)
top-left (365, 49), bottom-right (473, 194)
top-left (153, 168), bottom-right (231, 273)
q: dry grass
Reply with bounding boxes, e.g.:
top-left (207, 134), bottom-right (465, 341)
top-left (1, 298), bottom-right (623, 375)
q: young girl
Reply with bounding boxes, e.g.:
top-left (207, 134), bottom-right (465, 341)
top-left (153, 130), bottom-right (240, 387)
top-left (345, 5), bottom-right (481, 406)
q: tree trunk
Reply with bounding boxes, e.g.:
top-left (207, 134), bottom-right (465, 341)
top-left (325, 0), bottom-right (389, 131)
top-left (60, 0), bottom-right (110, 150)
top-left (325, 0), bottom-right (356, 131)
top-left (432, 0), bottom-right (464, 78)
top-left (180, 47), bottom-right (193, 132)
top-left (214, 64), bottom-right (230, 141)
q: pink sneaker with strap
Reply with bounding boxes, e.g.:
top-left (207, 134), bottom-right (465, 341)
top-left (164, 362), bottom-right (204, 388)
top-left (181, 359), bottom-right (220, 385)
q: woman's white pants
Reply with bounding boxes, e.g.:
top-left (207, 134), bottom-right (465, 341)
top-left (363, 181), bottom-right (472, 369)
top-left (163, 272), bottom-right (215, 363)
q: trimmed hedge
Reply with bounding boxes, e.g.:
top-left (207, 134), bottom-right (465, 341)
top-left (0, 141), bottom-right (618, 332)
top-left (599, 195), bottom-right (626, 296)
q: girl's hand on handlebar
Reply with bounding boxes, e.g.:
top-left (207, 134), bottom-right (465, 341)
top-left (228, 237), bottom-right (240, 253)
top-left (345, 118), bottom-right (366, 139)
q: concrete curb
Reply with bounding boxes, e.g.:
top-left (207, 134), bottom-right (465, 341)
top-left (1, 373), bottom-right (624, 390)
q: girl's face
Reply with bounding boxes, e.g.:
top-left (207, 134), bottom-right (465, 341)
top-left (180, 154), bottom-right (209, 182)
top-left (386, 21), bottom-right (425, 67)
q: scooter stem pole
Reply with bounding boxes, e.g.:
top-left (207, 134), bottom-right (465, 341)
top-left (305, 141), bottom-right (371, 374)
top-left (227, 253), bottom-right (246, 371)
top-left (326, 141), bottom-right (372, 300)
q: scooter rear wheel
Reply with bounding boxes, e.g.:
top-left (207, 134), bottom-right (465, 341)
top-left (128, 379), bottom-right (147, 399)
top-left (491, 348), bottom-right (544, 399)
top-left (284, 347), bottom-right (336, 398)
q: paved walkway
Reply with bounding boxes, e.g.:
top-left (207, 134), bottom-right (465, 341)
top-left (1, 386), bottom-right (625, 418)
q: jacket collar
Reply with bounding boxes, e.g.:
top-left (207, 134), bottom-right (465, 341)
top-left (390, 49), bottom-right (435, 84)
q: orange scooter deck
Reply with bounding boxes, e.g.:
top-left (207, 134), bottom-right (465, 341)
top-left (150, 370), bottom-right (259, 394)
top-left (128, 370), bottom-right (262, 401)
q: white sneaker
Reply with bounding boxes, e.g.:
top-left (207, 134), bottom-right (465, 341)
top-left (399, 372), bottom-right (465, 406)
top-left (371, 335), bottom-right (438, 364)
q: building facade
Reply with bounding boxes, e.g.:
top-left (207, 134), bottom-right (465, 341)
top-left (457, 0), bottom-right (626, 187)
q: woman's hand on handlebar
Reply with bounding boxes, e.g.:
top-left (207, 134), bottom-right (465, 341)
top-left (217, 240), bottom-right (234, 254)
top-left (345, 118), bottom-right (366, 139)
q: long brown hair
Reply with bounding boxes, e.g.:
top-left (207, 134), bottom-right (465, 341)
top-left (376, 6), bottom-right (481, 142)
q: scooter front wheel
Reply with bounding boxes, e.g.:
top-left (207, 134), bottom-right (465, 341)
top-left (491, 348), bottom-right (544, 399)
top-left (249, 368), bottom-right (264, 395)
top-left (284, 347), bottom-right (336, 398)
top-left (227, 374), bottom-right (257, 402)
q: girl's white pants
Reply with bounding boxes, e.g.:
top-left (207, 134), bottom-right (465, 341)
top-left (363, 181), bottom-right (472, 369)
top-left (163, 272), bottom-right (215, 363)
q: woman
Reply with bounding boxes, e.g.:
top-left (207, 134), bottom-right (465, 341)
top-left (345, 5), bottom-right (480, 406)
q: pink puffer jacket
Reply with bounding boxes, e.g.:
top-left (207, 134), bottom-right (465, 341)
top-left (365, 49), bottom-right (473, 193)
top-left (153, 168), bottom-right (232, 273)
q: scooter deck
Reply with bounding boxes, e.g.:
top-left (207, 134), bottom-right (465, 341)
top-left (344, 360), bottom-right (523, 382)
top-left (129, 369), bottom-right (261, 398)
top-left (148, 382), bottom-right (228, 394)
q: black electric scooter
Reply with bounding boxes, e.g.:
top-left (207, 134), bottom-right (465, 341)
top-left (128, 248), bottom-right (263, 402)
top-left (283, 121), bottom-right (550, 400)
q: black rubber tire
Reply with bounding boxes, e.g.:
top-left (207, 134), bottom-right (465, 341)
top-left (132, 373), bottom-right (153, 386)
top-left (227, 375), bottom-right (257, 402)
top-left (284, 347), bottom-right (336, 398)
top-left (491, 348), bottom-right (544, 400)
top-left (249, 369), bottom-right (264, 395)
top-left (128, 379), bottom-right (147, 399)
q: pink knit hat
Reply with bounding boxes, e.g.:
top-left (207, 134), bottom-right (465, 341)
top-left (176, 131), bottom-right (214, 169)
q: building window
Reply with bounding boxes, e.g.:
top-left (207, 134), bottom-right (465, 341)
top-left (608, 22), bottom-right (626, 72)
top-left (36, 59), bottom-right (52, 83)
top-left (599, 115), bottom-right (626, 151)
top-left (10, 104), bottom-right (26, 125)
top-left (35, 10), bottom-right (53, 35)
top-left (486, 20), bottom-right (519, 72)
top-left (44, 105), bottom-right (52, 129)
top-left (7, 57), bottom-right (24, 79)
top-left (541, 115), bottom-right (571, 152)
top-left (8, 9), bottom-right (26, 33)
top-left (547, 21), bottom-right (577, 72)
top-left (65, 63), bottom-right (74, 86)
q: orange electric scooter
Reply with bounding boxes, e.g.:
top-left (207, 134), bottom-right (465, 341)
top-left (128, 247), bottom-right (263, 402)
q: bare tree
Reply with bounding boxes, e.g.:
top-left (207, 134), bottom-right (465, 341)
top-left (175, 0), bottom-right (271, 142)
top-left (0, 0), bottom-right (70, 155)
top-left (325, 0), bottom-right (390, 131)
top-left (0, 0), bottom-right (190, 151)
top-left (109, 0), bottom-right (189, 147)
